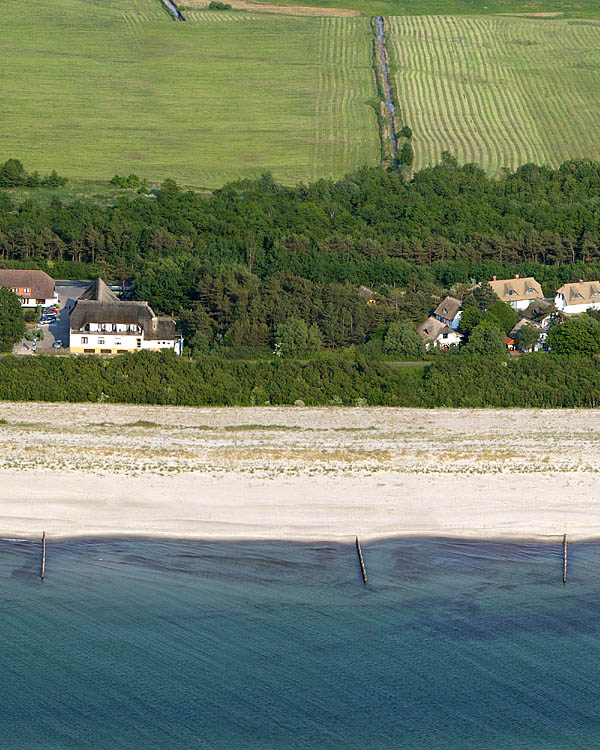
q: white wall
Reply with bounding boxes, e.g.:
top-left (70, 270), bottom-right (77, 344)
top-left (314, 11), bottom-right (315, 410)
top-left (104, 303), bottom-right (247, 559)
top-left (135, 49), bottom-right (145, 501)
top-left (70, 332), bottom-right (142, 350)
top-left (554, 294), bottom-right (600, 315)
top-left (88, 323), bottom-right (141, 333)
top-left (434, 331), bottom-right (462, 347)
top-left (507, 299), bottom-right (533, 311)
top-left (20, 296), bottom-right (58, 308)
top-left (71, 331), bottom-right (182, 354)
top-left (141, 338), bottom-right (182, 355)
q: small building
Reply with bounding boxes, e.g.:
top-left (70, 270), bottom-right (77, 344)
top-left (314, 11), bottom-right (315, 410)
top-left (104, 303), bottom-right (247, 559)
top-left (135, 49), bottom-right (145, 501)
top-left (358, 285), bottom-right (379, 305)
top-left (488, 275), bottom-right (544, 310)
top-left (555, 280), bottom-right (600, 315)
top-left (433, 296), bottom-right (462, 330)
top-left (418, 316), bottom-right (463, 349)
top-left (521, 299), bottom-right (554, 322)
top-left (0, 269), bottom-right (58, 308)
top-left (69, 278), bottom-right (183, 355)
top-left (508, 318), bottom-right (546, 351)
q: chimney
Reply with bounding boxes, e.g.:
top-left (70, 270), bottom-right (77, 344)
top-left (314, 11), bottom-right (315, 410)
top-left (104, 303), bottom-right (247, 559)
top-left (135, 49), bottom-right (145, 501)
top-left (515, 274), bottom-right (520, 279)
top-left (492, 275), bottom-right (497, 281)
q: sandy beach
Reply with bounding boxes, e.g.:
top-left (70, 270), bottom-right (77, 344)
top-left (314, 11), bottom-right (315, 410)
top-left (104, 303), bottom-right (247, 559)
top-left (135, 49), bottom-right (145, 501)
top-left (1, 402), bottom-right (600, 542)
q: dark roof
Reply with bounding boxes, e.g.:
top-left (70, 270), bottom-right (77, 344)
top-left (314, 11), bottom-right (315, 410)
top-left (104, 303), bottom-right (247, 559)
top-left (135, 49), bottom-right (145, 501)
top-left (144, 317), bottom-right (179, 341)
top-left (522, 299), bottom-right (554, 320)
top-left (70, 300), bottom-right (154, 329)
top-left (418, 316), bottom-right (460, 343)
top-left (433, 296), bottom-right (461, 322)
top-left (78, 278), bottom-right (120, 303)
top-left (508, 319), bottom-right (544, 339)
top-left (70, 278), bottom-right (180, 340)
top-left (0, 269), bottom-right (55, 298)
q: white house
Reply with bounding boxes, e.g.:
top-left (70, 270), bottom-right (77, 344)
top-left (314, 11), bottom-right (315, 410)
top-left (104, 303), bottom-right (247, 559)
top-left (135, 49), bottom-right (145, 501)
top-left (488, 276), bottom-right (544, 311)
top-left (69, 278), bottom-right (183, 355)
top-left (555, 280), bottom-right (600, 314)
top-left (433, 296), bottom-right (462, 330)
top-left (418, 316), bottom-right (463, 349)
top-left (0, 269), bottom-right (58, 308)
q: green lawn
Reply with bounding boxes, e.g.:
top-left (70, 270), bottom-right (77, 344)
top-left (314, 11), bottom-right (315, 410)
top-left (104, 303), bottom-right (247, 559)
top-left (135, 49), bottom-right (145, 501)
top-left (387, 15), bottom-right (600, 174)
top-left (3, 180), bottom-right (139, 207)
top-left (1, 0), bottom-right (379, 188)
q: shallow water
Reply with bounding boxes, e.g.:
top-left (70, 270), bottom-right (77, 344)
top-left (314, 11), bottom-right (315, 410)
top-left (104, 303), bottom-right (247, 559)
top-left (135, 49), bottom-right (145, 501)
top-left (1, 537), bottom-right (600, 748)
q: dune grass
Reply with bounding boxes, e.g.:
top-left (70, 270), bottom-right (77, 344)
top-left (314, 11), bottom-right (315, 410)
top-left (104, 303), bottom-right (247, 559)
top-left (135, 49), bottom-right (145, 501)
top-left (387, 15), bottom-right (600, 174)
top-left (1, 0), bottom-right (379, 188)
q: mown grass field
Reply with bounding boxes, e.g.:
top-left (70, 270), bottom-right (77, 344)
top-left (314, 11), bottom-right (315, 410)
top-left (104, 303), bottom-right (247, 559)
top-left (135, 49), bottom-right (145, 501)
top-left (387, 15), bottom-right (600, 174)
top-left (259, 0), bottom-right (600, 19)
top-left (1, 0), bottom-right (379, 188)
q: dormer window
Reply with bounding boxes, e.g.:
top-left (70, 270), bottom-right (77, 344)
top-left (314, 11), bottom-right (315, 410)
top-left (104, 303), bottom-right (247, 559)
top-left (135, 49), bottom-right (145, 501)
top-left (592, 292), bottom-right (600, 297)
top-left (526, 288), bottom-right (536, 294)
top-left (572, 293), bottom-right (583, 299)
top-left (506, 290), bottom-right (516, 296)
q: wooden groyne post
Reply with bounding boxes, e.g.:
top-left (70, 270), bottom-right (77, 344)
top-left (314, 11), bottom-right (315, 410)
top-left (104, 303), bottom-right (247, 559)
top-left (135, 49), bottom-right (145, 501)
top-left (562, 533), bottom-right (567, 585)
top-left (41, 531), bottom-right (46, 581)
top-left (355, 536), bottom-right (367, 584)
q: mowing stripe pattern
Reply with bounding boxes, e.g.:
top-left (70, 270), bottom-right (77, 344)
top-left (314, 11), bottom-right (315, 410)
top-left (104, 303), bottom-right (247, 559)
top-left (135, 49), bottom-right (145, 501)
top-left (1, 0), bottom-right (378, 188)
top-left (386, 15), bottom-right (600, 174)
top-left (183, 12), bottom-right (261, 21)
top-left (312, 17), bottom-right (380, 181)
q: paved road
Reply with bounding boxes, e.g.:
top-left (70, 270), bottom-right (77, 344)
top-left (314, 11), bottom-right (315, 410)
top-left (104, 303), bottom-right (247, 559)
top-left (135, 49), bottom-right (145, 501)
top-left (15, 280), bottom-right (90, 354)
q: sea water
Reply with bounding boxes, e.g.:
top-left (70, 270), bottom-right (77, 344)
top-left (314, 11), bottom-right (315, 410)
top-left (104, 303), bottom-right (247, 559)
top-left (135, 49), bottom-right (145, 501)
top-left (1, 537), bottom-right (600, 749)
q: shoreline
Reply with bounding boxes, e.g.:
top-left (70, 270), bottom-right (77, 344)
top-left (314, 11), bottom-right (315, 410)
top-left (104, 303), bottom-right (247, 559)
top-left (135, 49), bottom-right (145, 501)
top-left (3, 403), bottom-right (600, 545)
top-left (3, 468), bottom-right (600, 544)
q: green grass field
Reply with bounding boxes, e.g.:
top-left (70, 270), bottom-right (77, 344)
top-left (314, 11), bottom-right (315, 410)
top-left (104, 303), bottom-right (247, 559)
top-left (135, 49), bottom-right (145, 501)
top-left (1, 0), bottom-right (379, 188)
top-left (259, 0), bottom-right (600, 20)
top-left (387, 15), bottom-right (600, 174)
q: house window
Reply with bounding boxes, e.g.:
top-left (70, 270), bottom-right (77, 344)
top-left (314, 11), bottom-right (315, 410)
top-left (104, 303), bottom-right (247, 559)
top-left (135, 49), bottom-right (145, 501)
top-left (137, 339), bottom-right (142, 348)
top-left (115, 340), bottom-right (122, 346)
top-left (81, 337), bottom-right (88, 344)
top-left (84, 349), bottom-right (95, 354)
top-left (526, 288), bottom-right (536, 294)
top-left (100, 349), bottom-right (111, 355)
top-left (98, 338), bottom-right (105, 345)
top-left (506, 290), bottom-right (516, 296)
top-left (23, 288), bottom-right (30, 294)
top-left (572, 293), bottom-right (583, 299)
top-left (11, 288), bottom-right (18, 293)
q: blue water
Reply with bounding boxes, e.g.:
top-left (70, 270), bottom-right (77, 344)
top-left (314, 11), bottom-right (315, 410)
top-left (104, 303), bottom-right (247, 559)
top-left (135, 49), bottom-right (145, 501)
top-left (2, 537), bottom-right (600, 749)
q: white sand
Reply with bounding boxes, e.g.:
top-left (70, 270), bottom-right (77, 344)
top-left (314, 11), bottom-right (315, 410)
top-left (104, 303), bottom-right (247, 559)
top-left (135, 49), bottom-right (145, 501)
top-left (1, 403), bottom-right (599, 542)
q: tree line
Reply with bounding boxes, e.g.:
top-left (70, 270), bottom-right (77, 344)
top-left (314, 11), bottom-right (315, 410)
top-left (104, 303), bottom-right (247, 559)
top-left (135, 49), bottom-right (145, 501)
top-left (0, 350), bottom-right (599, 407)
top-left (3, 156), bottom-right (600, 352)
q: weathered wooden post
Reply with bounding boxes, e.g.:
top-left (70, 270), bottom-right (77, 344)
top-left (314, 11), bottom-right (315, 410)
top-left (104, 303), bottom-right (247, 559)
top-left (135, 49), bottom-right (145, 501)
top-left (41, 531), bottom-right (46, 581)
top-left (355, 536), bottom-right (367, 584)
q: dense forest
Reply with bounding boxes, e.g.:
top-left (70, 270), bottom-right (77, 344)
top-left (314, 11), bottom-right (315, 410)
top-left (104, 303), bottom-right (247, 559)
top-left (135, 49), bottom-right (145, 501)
top-left (0, 351), bottom-right (599, 408)
top-left (2, 156), bottom-right (600, 354)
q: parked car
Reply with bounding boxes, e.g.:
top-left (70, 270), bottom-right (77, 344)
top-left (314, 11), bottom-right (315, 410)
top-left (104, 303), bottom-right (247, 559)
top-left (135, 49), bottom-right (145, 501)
top-left (43, 306), bottom-right (58, 313)
top-left (52, 340), bottom-right (63, 349)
